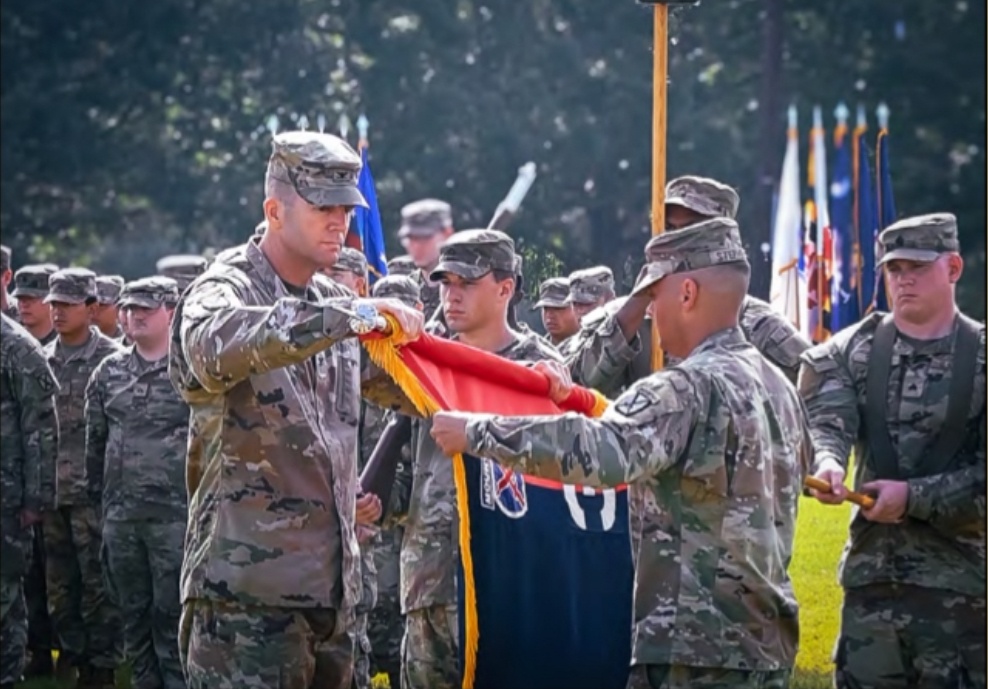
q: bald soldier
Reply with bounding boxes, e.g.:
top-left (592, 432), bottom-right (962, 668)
top-left (398, 199), bottom-right (455, 319)
top-left (374, 230), bottom-right (561, 689)
top-left (168, 130), bottom-right (422, 689)
top-left (535, 277), bottom-right (579, 347)
top-left (93, 276), bottom-right (124, 340)
top-left (566, 176), bottom-right (811, 397)
top-left (432, 218), bottom-right (811, 689)
top-left (800, 213), bottom-right (986, 689)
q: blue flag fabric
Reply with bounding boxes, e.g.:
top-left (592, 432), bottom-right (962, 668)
top-left (872, 130), bottom-right (896, 311)
top-left (854, 132), bottom-right (879, 317)
top-left (830, 125), bottom-right (855, 332)
top-left (353, 147), bottom-right (388, 284)
top-left (458, 457), bottom-right (634, 689)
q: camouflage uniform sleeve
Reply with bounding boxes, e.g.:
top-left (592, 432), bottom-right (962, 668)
top-left (15, 346), bottom-right (59, 512)
top-left (797, 340), bottom-right (857, 471)
top-left (742, 297), bottom-right (811, 384)
top-left (565, 313), bottom-right (641, 396)
top-left (466, 370), bottom-right (700, 488)
top-left (84, 363), bottom-right (109, 504)
top-left (906, 412), bottom-right (987, 528)
top-left (180, 277), bottom-right (357, 393)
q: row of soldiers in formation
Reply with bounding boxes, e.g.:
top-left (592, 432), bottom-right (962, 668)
top-left (0, 127), bottom-right (984, 689)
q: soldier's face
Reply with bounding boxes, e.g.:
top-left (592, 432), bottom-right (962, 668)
top-left (16, 296), bottom-right (51, 328)
top-left (281, 199), bottom-right (352, 269)
top-left (402, 229), bottom-right (452, 270)
top-left (124, 305), bottom-right (171, 342)
top-left (886, 255), bottom-right (962, 323)
top-left (542, 305), bottom-right (579, 339)
top-left (440, 272), bottom-right (511, 334)
top-left (94, 303), bottom-right (119, 330)
top-left (326, 269), bottom-right (364, 295)
top-left (50, 301), bottom-right (92, 336)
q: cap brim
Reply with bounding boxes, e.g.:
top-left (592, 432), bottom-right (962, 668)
top-left (665, 196), bottom-right (717, 218)
top-left (119, 296), bottom-right (163, 309)
top-left (630, 264), bottom-right (670, 297)
top-left (398, 225), bottom-right (442, 240)
top-left (429, 261), bottom-right (491, 282)
top-left (11, 288), bottom-right (47, 299)
top-left (567, 295), bottom-right (599, 306)
top-left (535, 299), bottom-right (569, 309)
top-left (878, 248), bottom-right (941, 266)
top-left (44, 293), bottom-right (87, 305)
top-left (297, 184), bottom-right (368, 209)
top-left (96, 298), bottom-right (119, 306)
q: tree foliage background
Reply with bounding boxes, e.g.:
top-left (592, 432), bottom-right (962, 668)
top-left (2, 0), bottom-right (984, 316)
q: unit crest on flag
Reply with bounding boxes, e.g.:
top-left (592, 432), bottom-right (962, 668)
top-left (480, 459), bottom-right (528, 518)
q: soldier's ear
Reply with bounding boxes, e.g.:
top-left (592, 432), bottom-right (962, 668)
top-left (681, 277), bottom-right (699, 312)
top-left (946, 253), bottom-right (964, 283)
top-left (263, 197), bottom-right (283, 229)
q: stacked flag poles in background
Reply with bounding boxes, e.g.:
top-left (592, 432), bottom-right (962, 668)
top-left (769, 102), bottom-right (899, 342)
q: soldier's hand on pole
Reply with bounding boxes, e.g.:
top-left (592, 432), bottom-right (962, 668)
top-left (532, 360), bottom-right (574, 405)
top-left (807, 458), bottom-right (849, 505)
top-left (858, 479), bottom-right (908, 523)
top-left (363, 298), bottom-right (426, 343)
top-left (356, 492), bottom-right (383, 525)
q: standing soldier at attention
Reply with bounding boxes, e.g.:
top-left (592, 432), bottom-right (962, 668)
top-left (168, 130), bottom-right (422, 689)
top-left (326, 247), bottom-right (369, 296)
top-left (12, 264), bottom-right (59, 346)
top-left (567, 266), bottom-right (616, 321)
top-left (93, 276), bottom-right (125, 340)
top-left (84, 277), bottom-right (188, 689)
top-left (43, 268), bottom-right (123, 688)
top-left (397, 199), bottom-right (455, 319)
top-left (1, 245), bottom-right (14, 319)
top-left (0, 314), bottom-right (59, 689)
top-left (800, 213), bottom-right (986, 689)
top-left (431, 219), bottom-right (811, 689)
top-left (534, 277), bottom-right (579, 348)
top-left (566, 175), bottom-right (810, 397)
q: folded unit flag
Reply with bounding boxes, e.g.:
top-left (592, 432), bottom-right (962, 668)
top-left (361, 324), bottom-right (632, 689)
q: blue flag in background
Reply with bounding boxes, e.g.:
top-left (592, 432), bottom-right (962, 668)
top-left (352, 147), bottom-right (388, 285)
top-left (830, 122), bottom-right (855, 332)
top-left (873, 129), bottom-right (896, 312)
top-left (854, 129), bottom-right (879, 317)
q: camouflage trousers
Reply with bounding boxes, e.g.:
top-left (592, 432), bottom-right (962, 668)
top-left (625, 664), bottom-right (791, 689)
top-left (352, 536), bottom-right (379, 689)
top-left (834, 583), bottom-right (987, 689)
top-left (0, 576), bottom-right (28, 684)
top-left (367, 528), bottom-right (402, 687)
top-left (25, 523), bottom-right (55, 658)
top-left (102, 518), bottom-right (185, 689)
top-left (179, 599), bottom-right (354, 689)
top-left (401, 604), bottom-right (459, 689)
top-left (42, 505), bottom-right (121, 669)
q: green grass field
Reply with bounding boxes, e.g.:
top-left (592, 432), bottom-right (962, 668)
top-left (18, 496), bottom-right (850, 689)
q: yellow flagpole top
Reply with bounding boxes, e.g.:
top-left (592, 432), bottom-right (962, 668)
top-left (649, 4), bottom-right (669, 372)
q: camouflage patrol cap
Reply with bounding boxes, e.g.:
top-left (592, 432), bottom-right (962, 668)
top-left (268, 131), bottom-right (367, 209)
top-left (665, 175), bottom-right (740, 220)
top-left (877, 212), bottom-right (960, 265)
top-left (568, 266), bottom-right (615, 305)
top-left (0, 245), bottom-right (10, 273)
top-left (386, 255), bottom-right (417, 276)
top-left (156, 254), bottom-right (207, 292)
top-left (535, 277), bottom-right (571, 309)
top-left (95, 275), bottom-right (125, 305)
top-left (46, 267), bottom-right (98, 304)
top-left (329, 247), bottom-right (368, 276)
top-left (372, 275), bottom-right (422, 307)
top-left (632, 217), bottom-right (749, 296)
top-left (429, 229), bottom-right (516, 281)
top-left (12, 264), bottom-right (59, 298)
top-left (399, 199), bottom-right (453, 239)
top-left (119, 276), bottom-right (180, 309)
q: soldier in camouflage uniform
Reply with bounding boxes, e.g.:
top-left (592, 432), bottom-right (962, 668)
top-left (43, 268), bottom-right (123, 688)
top-left (168, 130), bottom-right (423, 689)
top-left (0, 314), bottom-right (59, 689)
top-left (534, 277), bottom-right (579, 347)
top-left (12, 264), bottom-right (59, 346)
top-left (361, 276), bottom-right (423, 689)
top-left (1, 245), bottom-right (13, 319)
top-left (566, 176), bottom-right (810, 397)
top-left (93, 276), bottom-right (125, 340)
top-left (432, 219), bottom-right (811, 689)
top-left (800, 213), bottom-right (986, 689)
top-left (568, 266), bottom-right (616, 321)
top-left (84, 277), bottom-right (188, 689)
top-left (156, 254), bottom-right (208, 293)
top-left (398, 199), bottom-right (455, 320)
top-left (326, 247), bottom-right (369, 297)
top-left (386, 255), bottom-right (417, 278)
top-left (379, 230), bottom-right (562, 689)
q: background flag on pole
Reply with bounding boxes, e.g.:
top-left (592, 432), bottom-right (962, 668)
top-left (872, 103), bottom-right (895, 312)
top-left (853, 106), bottom-right (879, 317)
top-left (349, 115), bottom-right (388, 286)
top-left (770, 105), bottom-right (804, 329)
top-left (829, 103), bottom-right (855, 331)
top-left (805, 106), bottom-right (833, 343)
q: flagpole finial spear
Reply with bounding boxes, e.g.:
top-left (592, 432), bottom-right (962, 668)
top-left (812, 105), bottom-right (823, 129)
top-left (317, 114), bottom-right (327, 134)
top-left (338, 113), bottom-right (352, 141)
top-left (876, 102), bottom-right (890, 130)
top-left (835, 102), bottom-right (849, 126)
top-left (298, 114), bottom-right (309, 131)
top-left (787, 104), bottom-right (798, 129)
top-left (266, 115), bottom-right (280, 137)
top-left (856, 104), bottom-right (867, 129)
top-left (357, 114), bottom-right (370, 150)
